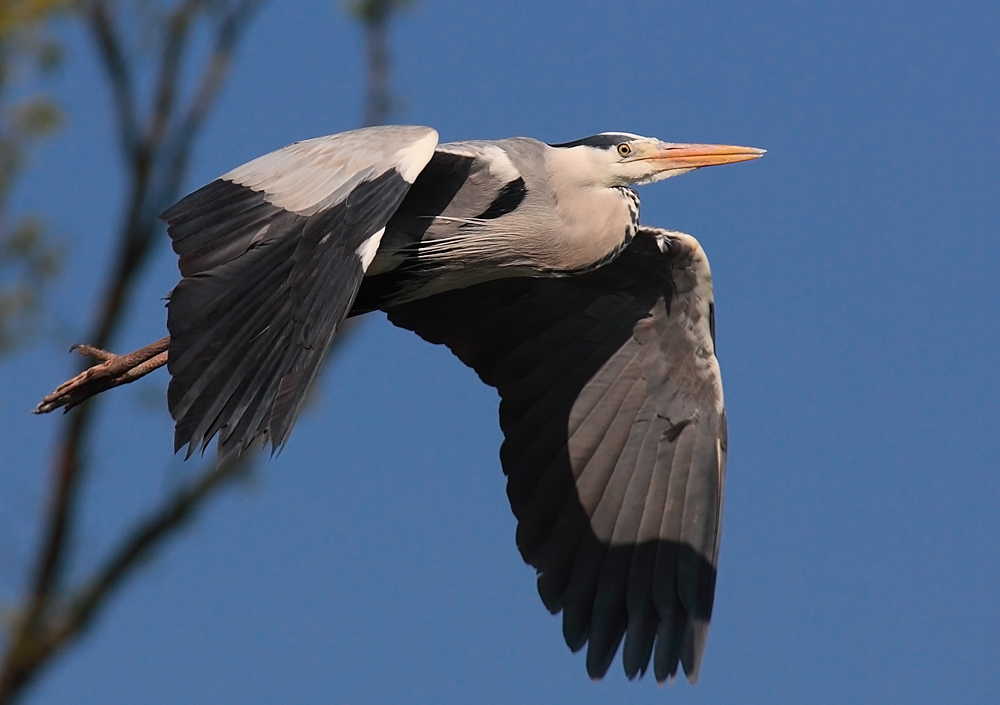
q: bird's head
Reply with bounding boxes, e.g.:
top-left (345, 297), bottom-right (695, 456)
top-left (550, 132), bottom-right (765, 188)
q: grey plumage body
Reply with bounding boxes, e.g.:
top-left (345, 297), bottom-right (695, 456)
top-left (362, 136), bottom-right (641, 306)
top-left (40, 125), bottom-right (763, 685)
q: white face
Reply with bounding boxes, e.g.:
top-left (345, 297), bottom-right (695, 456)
top-left (554, 132), bottom-right (766, 188)
top-left (605, 135), bottom-right (698, 186)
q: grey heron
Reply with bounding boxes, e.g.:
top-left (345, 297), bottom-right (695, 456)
top-left (37, 125), bottom-right (763, 683)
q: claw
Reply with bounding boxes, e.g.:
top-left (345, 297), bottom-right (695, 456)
top-left (72, 344), bottom-right (116, 361)
top-left (34, 336), bottom-right (171, 414)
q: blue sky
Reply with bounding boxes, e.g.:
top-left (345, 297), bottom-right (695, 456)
top-left (2, 1), bottom-right (999, 703)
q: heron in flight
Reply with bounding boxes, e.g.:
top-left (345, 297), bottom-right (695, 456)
top-left (37, 126), bottom-right (763, 683)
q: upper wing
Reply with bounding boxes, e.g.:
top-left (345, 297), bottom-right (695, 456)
top-left (382, 226), bottom-right (726, 683)
top-left (354, 140), bottom-right (529, 311)
top-left (163, 125), bottom-right (439, 457)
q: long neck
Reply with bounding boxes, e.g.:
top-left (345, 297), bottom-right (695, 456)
top-left (533, 182), bottom-right (638, 273)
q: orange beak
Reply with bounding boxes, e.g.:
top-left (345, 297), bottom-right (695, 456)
top-left (644, 143), bottom-right (766, 170)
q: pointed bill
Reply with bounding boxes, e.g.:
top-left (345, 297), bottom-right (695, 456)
top-left (645, 143), bottom-right (766, 170)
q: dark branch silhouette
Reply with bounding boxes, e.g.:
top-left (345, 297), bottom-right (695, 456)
top-left (0, 2), bottom-right (263, 700)
top-left (349, 0), bottom-right (411, 126)
top-left (0, 453), bottom-right (250, 700)
top-left (2, 1), bottom-right (416, 701)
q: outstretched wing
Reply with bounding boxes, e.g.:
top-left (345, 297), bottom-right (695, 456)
top-left (382, 227), bottom-right (726, 683)
top-left (164, 125), bottom-right (439, 457)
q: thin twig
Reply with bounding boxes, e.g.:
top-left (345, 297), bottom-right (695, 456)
top-left (83, 0), bottom-right (141, 160)
top-left (362, 12), bottom-right (390, 126)
top-left (165, 0), bottom-right (265, 199)
top-left (351, 0), bottom-right (411, 126)
top-left (148, 0), bottom-right (205, 148)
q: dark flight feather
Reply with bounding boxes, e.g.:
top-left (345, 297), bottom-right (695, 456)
top-left (382, 226), bottom-right (726, 682)
top-left (165, 169), bottom-right (412, 457)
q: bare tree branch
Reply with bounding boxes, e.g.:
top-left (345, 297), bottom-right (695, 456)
top-left (0, 454), bottom-right (251, 700)
top-left (348, 0), bottom-right (412, 126)
top-left (83, 0), bottom-right (141, 160)
top-left (0, 3), bottom-right (265, 702)
top-left (362, 12), bottom-right (389, 126)
top-left (147, 0), bottom-right (203, 148)
top-left (164, 0), bottom-right (265, 205)
top-left (2, 2), bottom-right (414, 700)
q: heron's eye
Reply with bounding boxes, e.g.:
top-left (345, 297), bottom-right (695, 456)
top-left (617, 143), bottom-right (632, 157)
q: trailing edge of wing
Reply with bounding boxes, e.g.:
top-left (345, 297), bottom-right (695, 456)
top-left (382, 227), bottom-right (726, 682)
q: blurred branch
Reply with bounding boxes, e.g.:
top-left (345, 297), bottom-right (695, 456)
top-left (0, 454), bottom-right (252, 700)
top-left (0, 2), bottom-right (264, 702)
top-left (346, 0), bottom-right (412, 126)
top-left (85, 0), bottom-right (265, 351)
top-left (317, 0), bottom-right (413, 352)
top-left (3, 0), bottom-right (414, 700)
top-left (165, 0), bottom-right (262, 207)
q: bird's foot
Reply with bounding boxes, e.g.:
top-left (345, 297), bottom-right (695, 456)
top-left (34, 336), bottom-right (171, 414)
